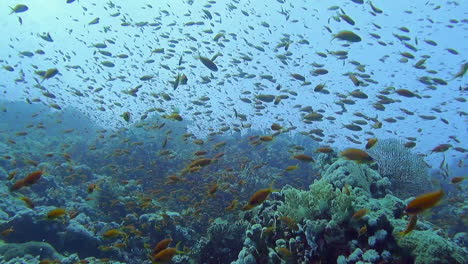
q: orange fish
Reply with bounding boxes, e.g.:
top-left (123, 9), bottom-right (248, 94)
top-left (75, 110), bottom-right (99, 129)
top-left (152, 242), bottom-right (184, 264)
top-left (293, 154), bottom-right (314, 162)
top-left (11, 170), bottom-right (42, 191)
top-left (285, 164), bottom-right (299, 171)
top-left (242, 184), bottom-right (276, 211)
top-left (365, 138), bottom-right (378, 149)
top-left (208, 183), bottom-right (218, 197)
top-left (352, 209), bottom-right (369, 219)
top-left (260, 135), bottom-right (273, 142)
top-left (270, 123), bottom-right (282, 131)
top-left (212, 152), bottom-right (225, 160)
top-left (87, 183), bottom-right (98, 193)
top-left (431, 144), bottom-right (452, 153)
top-left (0, 227), bottom-right (14, 236)
top-left (399, 214), bottom-right (418, 236)
top-left (153, 238), bottom-right (173, 255)
top-left (102, 229), bottom-right (126, 239)
top-left (46, 208), bottom-right (67, 220)
top-left (23, 170), bottom-right (43, 186)
top-left (315, 147), bottom-right (334, 153)
top-left (358, 225), bottom-right (367, 236)
top-left (340, 148), bottom-right (374, 164)
top-left (451, 176), bottom-right (467, 184)
top-left (7, 171), bottom-right (17, 180)
top-left (405, 189), bottom-right (444, 215)
top-left (194, 151), bottom-right (207, 156)
top-left (188, 158), bottom-right (211, 168)
top-left (225, 199), bottom-right (238, 211)
top-left (10, 179), bottom-right (26, 191)
top-left (19, 196), bottom-right (35, 209)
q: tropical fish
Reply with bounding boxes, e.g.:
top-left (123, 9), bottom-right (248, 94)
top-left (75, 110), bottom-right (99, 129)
top-left (153, 238), bottom-right (173, 255)
top-left (358, 225), bottom-right (367, 236)
top-left (242, 184), bottom-right (276, 211)
top-left (38, 32), bottom-right (53, 42)
top-left (365, 138), bottom-right (377, 149)
top-left (121, 112), bottom-right (131, 122)
top-left (102, 229), bottom-right (127, 239)
top-left (395, 89), bottom-right (420, 98)
top-left (0, 227), bottom-right (14, 237)
top-left (340, 148), bottom-right (374, 164)
top-left (152, 242), bottom-right (184, 264)
top-left (399, 215), bottom-right (418, 236)
top-left (431, 144), bottom-right (452, 153)
top-left (352, 209), bottom-right (369, 219)
top-left (315, 147), bottom-right (334, 153)
top-left (162, 113), bottom-right (183, 121)
top-left (332, 30), bottom-right (361, 42)
top-left (198, 56), bottom-right (218, 71)
top-left (260, 135), bottom-right (273, 141)
top-left (291, 73), bottom-right (306, 82)
top-left (452, 62), bottom-right (468, 79)
top-left (88, 17), bottom-right (100, 25)
top-left (19, 197), bottom-right (34, 209)
top-left (293, 154), bottom-right (314, 162)
top-left (46, 208), bottom-right (67, 220)
top-left (10, 4), bottom-right (28, 14)
top-left (451, 177), bottom-right (467, 184)
top-left (207, 183), bottom-right (218, 197)
top-left (285, 164), bottom-right (299, 171)
top-left (10, 171), bottom-right (43, 191)
top-left (405, 189), bottom-right (444, 215)
top-left (41, 68), bottom-right (59, 82)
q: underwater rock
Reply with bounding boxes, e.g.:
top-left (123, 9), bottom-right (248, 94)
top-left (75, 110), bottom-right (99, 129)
top-left (0, 241), bottom-right (63, 261)
top-left (60, 216), bottom-right (101, 257)
top-left (0, 206), bottom-right (68, 251)
top-left (0, 184), bottom-right (27, 220)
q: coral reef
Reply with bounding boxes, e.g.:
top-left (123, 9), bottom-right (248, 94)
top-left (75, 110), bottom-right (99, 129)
top-left (229, 160), bottom-right (467, 264)
top-left (368, 139), bottom-right (433, 198)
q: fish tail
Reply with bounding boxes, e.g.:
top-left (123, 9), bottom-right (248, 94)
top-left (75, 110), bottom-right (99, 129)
top-left (397, 231), bottom-right (408, 237)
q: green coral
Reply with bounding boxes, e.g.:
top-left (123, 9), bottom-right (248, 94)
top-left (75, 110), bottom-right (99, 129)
top-left (395, 229), bottom-right (467, 264)
top-left (321, 159), bottom-right (382, 194)
top-left (278, 179), bottom-right (354, 225)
